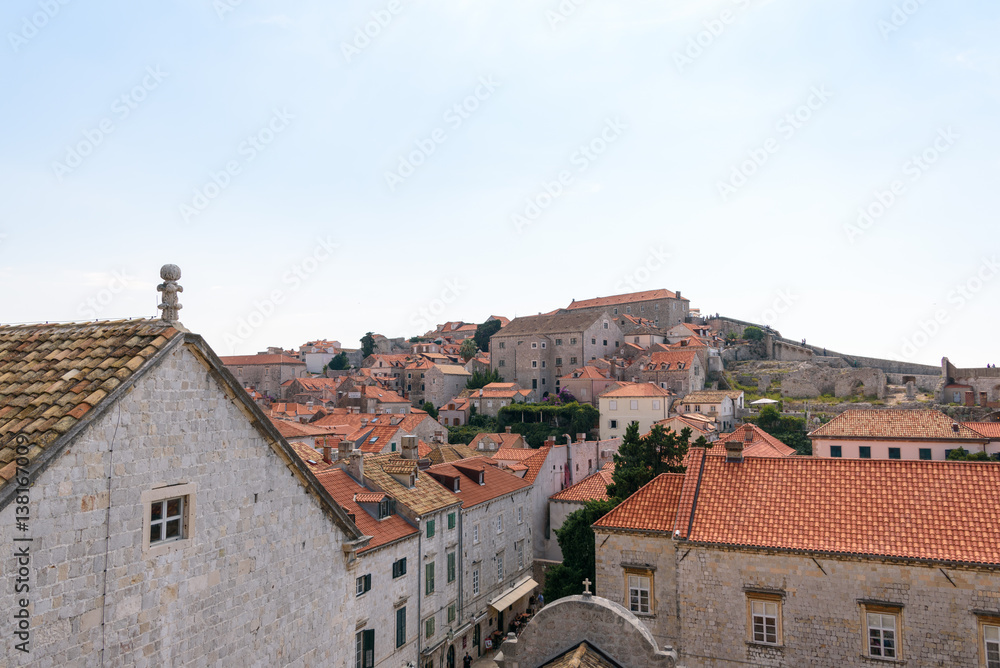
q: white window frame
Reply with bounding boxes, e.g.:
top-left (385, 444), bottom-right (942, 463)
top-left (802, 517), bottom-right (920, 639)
top-left (626, 571), bottom-right (652, 615)
top-left (141, 482), bottom-right (196, 557)
top-left (630, 400), bottom-right (638, 410)
top-left (474, 523), bottom-right (480, 544)
top-left (862, 605), bottom-right (901, 661)
top-left (472, 568), bottom-right (480, 595)
top-left (982, 620), bottom-right (1000, 668)
top-left (609, 400), bottom-right (617, 411)
top-left (517, 541), bottom-right (524, 569)
top-left (652, 400), bottom-right (660, 410)
top-left (497, 553), bottom-right (504, 582)
top-left (749, 598), bottom-right (780, 645)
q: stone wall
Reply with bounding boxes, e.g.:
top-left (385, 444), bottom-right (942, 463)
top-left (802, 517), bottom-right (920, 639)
top-left (0, 343), bottom-right (357, 667)
top-left (593, 530), bottom-right (678, 650)
top-left (676, 545), bottom-right (1000, 667)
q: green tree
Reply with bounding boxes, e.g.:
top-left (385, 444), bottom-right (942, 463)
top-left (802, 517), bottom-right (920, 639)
top-left (474, 319), bottom-right (503, 352)
top-left (330, 352), bottom-right (350, 370)
top-left (606, 423), bottom-right (690, 501)
top-left (746, 405), bottom-right (812, 455)
top-left (361, 332), bottom-right (376, 358)
top-left (459, 338), bottom-right (478, 362)
top-left (544, 499), bottom-right (619, 602)
top-left (947, 447), bottom-right (996, 462)
top-left (466, 368), bottom-right (503, 390)
top-left (743, 325), bottom-right (765, 341)
top-left (421, 402), bottom-right (439, 419)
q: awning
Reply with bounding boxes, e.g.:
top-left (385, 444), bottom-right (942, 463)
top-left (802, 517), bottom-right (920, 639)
top-left (489, 577), bottom-right (539, 612)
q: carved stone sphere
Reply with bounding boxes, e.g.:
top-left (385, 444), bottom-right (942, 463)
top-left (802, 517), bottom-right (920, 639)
top-left (160, 264), bottom-right (182, 281)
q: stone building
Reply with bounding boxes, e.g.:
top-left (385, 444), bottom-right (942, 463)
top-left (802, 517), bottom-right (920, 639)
top-left (423, 364), bottom-right (472, 409)
top-left (556, 366), bottom-right (616, 407)
top-left (627, 350), bottom-right (704, 396)
top-left (220, 351), bottom-right (307, 399)
top-left (564, 288), bottom-right (689, 330)
top-left (942, 357), bottom-right (1000, 406)
top-left (592, 446), bottom-right (1000, 667)
top-left (0, 269), bottom-right (368, 667)
top-left (674, 389), bottom-right (744, 432)
top-left (467, 383), bottom-right (533, 418)
top-left (490, 311), bottom-right (624, 396)
top-left (546, 463), bottom-right (615, 562)
top-left (424, 458), bottom-right (535, 660)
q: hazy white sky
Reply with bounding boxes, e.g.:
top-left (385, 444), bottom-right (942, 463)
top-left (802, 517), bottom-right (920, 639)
top-left (2, 0), bottom-right (997, 367)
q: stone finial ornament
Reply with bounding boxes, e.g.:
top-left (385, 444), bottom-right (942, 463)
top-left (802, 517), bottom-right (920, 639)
top-left (157, 264), bottom-right (183, 321)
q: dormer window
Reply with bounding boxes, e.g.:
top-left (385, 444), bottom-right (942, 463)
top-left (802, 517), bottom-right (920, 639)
top-left (478, 471), bottom-right (484, 485)
top-left (453, 477), bottom-right (460, 492)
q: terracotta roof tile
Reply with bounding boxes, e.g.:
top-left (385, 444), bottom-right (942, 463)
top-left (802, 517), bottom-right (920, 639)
top-left (219, 353), bottom-right (304, 366)
top-left (706, 424), bottom-right (795, 458)
top-left (550, 464), bottom-right (615, 502)
top-left (364, 455), bottom-right (460, 515)
top-left (0, 320), bottom-right (180, 489)
top-left (313, 468), bottom-right (417, 552)
top-left (592, 472), bottom-right (686, 532)
top-left (566, 289), bottom-right (681, 310)
top-left (680, 455), bottom-right (1000, 565)
top-left (963, 422), bottom-right (1000, 439)
top-left (425, 457), bottom-right (532, 508)
top-left (521, 446), bottom-right (552, 484)
top-left (599, 382), bottom-right (672, 398)
top-left (810, 409), bottom-right (986, 441)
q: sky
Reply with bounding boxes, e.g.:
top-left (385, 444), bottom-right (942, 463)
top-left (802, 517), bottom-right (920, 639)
top-left (1, 0), bottom-right (998, 367)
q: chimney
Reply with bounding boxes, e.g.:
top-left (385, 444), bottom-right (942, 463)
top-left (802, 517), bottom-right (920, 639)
top-left (322, 436), bottom-right (333, 464)
top-left (676, 290), bottom-right (681, 299)
top-left (434, 430), bottom-right (444, 444)
top-left (361, 418), bottom-right (368, 427)
top-left (402, 434), bottom-right (418, 460)
top-left (348, 450), bottom-right (364, 481)
top-left (341, 438), bottom-right (353, 458)
top-left (576, 433), bottom-right (587, 443)
top-left (545, 435), bottom-right (556, 447)
top-left (156, 264), bottom-right (183, 322)
top-left (505, 426), bottom-right (512, 434)
top-left (725, 440), bottom-right (743, 463)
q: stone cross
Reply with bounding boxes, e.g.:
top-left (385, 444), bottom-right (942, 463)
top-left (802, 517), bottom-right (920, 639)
top-left (582, 578), bottom-right (592, 595)
top-left (157, 264), bottom-right (183, 321)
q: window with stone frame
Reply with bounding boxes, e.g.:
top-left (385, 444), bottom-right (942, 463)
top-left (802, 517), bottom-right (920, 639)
top-left (472, 567), bottom-right (480, 595)
top-left (142, 483), bottom-right (196, 556)
top-left (625, 570), bottom-right (652, 614)
top-left (747, 594), bottom-right (782, 645)
top-left (497, 552), bottom-right (504, 582)
top-left (982, 618), bottom-right (1000, 668)
top-left (861, 603), bottom-right (902, 660)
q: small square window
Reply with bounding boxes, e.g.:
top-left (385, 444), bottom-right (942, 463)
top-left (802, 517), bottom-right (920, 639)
top-left (609, 419), bottom-right (618, 429)
top-left (859, 446), bottom-right (871, 459)
top-left (356, 573), bottom-right (372, 596)
top-left (919, 448), bottom-right (932, 460)
top-left (627, 571), bottom-right (652, 614)
top-left (630, 400), bottom-right (638, 410)
top-left (888, 447), bottom-right (901, 459)
top-left (830, 446), bottom-right (842, 458)
top-left (393, 558), bottom-right (407, 578)
top-left (142, 483), bottom-right (196, 556)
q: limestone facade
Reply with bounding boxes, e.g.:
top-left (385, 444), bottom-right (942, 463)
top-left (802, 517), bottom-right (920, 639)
top-left (0, 343), bottom-right (359, 668)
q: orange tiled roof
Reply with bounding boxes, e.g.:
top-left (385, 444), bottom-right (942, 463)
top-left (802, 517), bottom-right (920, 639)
top-left (963, 422), bottom-right (1000, 439)
top-left (0, 320), bottom-right (181, 488)
top-left (566, 289), bottom-right (681, 310)
top-left (492, 447), bottom-right (537, 462)
top-left (559, 366), bottom-right (609, 380)
top-left (270, 418), bottom-right (336, 439)
top-left (667, 336), bottom-right (708, 348)
top-left (647, 350), bottom-right (698, 369)
top-left (551, 464), bottom-right (615, 502)
top-left (313, 468), bottom-right (417, 552)
top-left (706, 424), bottom-right (795, 458)
top-left (521, 446), bottom-right (552, 484)
top-left (599, 382), bottom-right (672, 398)
top-left (809, 409), bottom-right (986, 441)
top-left (288, 441), bottom-right (329, 470)
top-left (592, 473), bottom-right (686, 532)
top-left (679, 390), bottom-right (739, 404)
top-left (679, 454), bottom-right (1000, 565)
top-left (219, 353), bottom-right (304, 366)
top-left (426, 457), bottom-right (532, 508)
